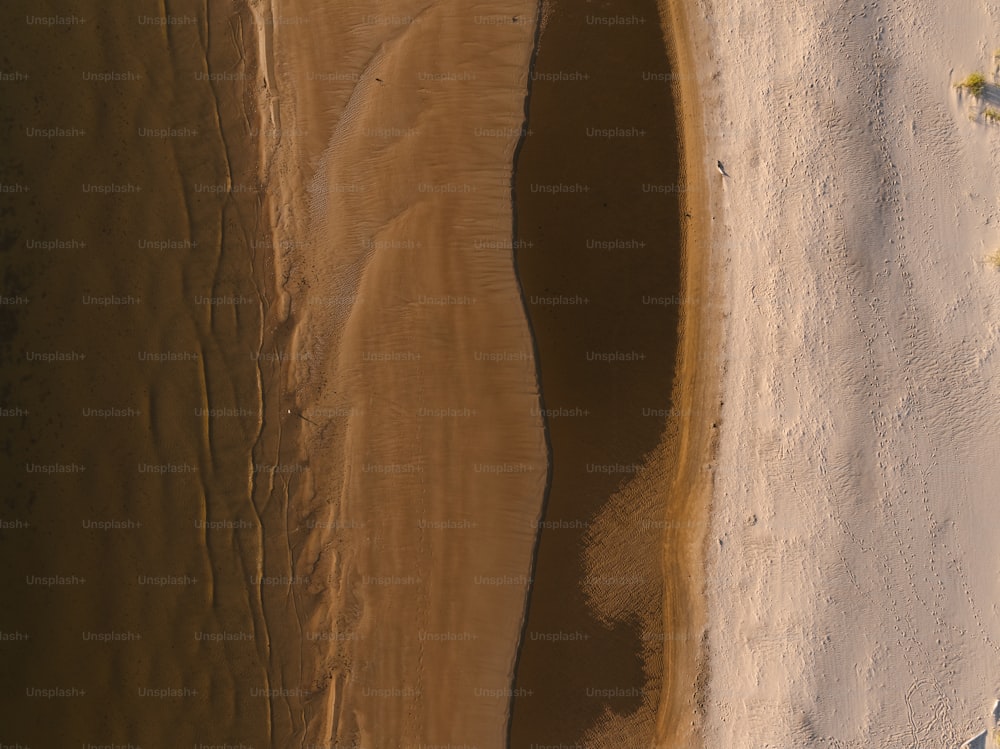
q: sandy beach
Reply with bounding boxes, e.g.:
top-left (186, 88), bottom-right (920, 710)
top-left (686, 0), bottom-right (1000, 745)
top-left (2, 0), bottom-right (714, 746)
top-left (252, 0), bottom-right (723, 743)
top-left (255, 1), bottom-right (547, 746)
top-left (247, 0), bottom-right (727, 743)
top-left (238, 0), bottom-right (1000, 746)
top-left (6, 0), bottom-right (994, 745)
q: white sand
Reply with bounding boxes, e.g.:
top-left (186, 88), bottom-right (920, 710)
top-left (691, 0), bottom-right (1000, 745)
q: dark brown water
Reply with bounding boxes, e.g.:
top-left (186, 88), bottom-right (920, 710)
top-left (509, 0), bottom-right (685, 745)
top-left (0, 2), bottom-right (297, 745)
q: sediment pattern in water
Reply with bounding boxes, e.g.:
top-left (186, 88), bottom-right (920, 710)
top-left (509, 0), bottom-right (687, 745)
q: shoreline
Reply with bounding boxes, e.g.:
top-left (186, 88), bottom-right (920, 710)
top-left (653, 0), bottom-right (723, 745)
top-left (251, 0), bottom-right (723, 744)
top-left (233, 0), bottom-right (312, 741)
top-left (507, 0), bottom-right (699, 741)
top-left (503, 0), bottom-right (554, 744)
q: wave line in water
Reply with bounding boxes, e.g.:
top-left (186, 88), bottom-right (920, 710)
top-left (504, 0), bottom-right (553, 746)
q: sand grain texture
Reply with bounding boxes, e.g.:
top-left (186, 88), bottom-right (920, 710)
top-left (692, 0), bottom-right (1000, 745)
top-left (257, 1), bottom-right (545, 747)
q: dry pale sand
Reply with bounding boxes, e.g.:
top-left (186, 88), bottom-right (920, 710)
top-left (685, 0), bottom-right (1000, 745)
top-left (251, 0), bottom-right (546, 747)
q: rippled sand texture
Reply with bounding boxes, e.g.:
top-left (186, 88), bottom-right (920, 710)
top-left (256, 1), bottom-right (545, 746)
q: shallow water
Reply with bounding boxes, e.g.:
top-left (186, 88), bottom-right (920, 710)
top-left (0, 2), bottom-right (288, 745)
top-left (509, 0), bottom-right (686, 744)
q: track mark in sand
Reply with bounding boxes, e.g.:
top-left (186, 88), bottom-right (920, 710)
top-left (333, 2), bottom-right (436, 139)
top-left (786, 4), bottom-right (967, 742)
top-left (858, 5), bottom-right (1000, 743)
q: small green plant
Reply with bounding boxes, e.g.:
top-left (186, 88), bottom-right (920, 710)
top-left (986, 249), bottom-right (1000, 269)
top-left (985, 107), bottom-right (1000, 122)
top-left (958, 72), bottom-right (987, 97)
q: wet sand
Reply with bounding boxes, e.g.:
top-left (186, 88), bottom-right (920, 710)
top-left (241, 0), bottom-right (721, 745)
top-left (0, 2), bottom-right (287, 745)
top-left (651, 0), bottom-right (721, 745)
top-left (0, 1), bottom-right (724, 747)
top-left (253, 1), bottom-right (546, 747)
